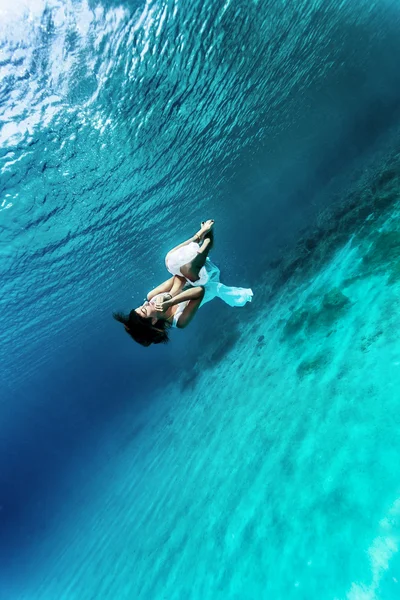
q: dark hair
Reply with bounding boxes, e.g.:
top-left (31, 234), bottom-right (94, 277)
top-left (113, 310), bottom-right (170, 347)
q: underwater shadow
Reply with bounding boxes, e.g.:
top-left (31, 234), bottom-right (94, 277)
top-left (0, 331), bottom-right (171, 569)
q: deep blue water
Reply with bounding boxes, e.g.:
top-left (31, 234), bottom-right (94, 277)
top-left (2, 1), bottom-right (400, 598)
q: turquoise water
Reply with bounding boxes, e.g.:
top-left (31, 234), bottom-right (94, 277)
top-left (2, 1), bottom-right (400, 598)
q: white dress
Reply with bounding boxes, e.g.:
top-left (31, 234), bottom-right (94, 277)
top-left (165, 242), bottom-right (253, 327)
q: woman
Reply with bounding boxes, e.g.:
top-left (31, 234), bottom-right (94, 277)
top-left (113, 220), bottom-right (253, 346)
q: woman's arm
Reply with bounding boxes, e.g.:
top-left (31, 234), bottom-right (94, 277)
top-left (147, 275), bottom-right (185, 301)
top-left (157, 286), bottom-right (204, 308)
top-left (175, 293), bottom-right (205, 329)
top-left (155, 286), bottom-right (205, 329)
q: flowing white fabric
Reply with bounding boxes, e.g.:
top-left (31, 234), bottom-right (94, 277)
top-left (165, 242), bottom-right (209, 285)
top-left (165, 242), bottom-right (253, 327)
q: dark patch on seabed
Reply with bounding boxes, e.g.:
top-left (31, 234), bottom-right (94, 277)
top-left (266, 149), bottom-right (400, 301)
top-left (177, 146), bottom-right (400, 386)
top-left (180, 310), bottom-right (242, 391)
top-left (275, 148), bottom-right (400, 378)
top-left (283, 287), bottom-right (351, 339)
top-left (276, 161), bottom-right (399, 293)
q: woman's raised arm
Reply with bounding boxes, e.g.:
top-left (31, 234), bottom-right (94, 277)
top-left (147, 275), bottom-right (185, 301)
top-left (155, 286), bottom-right (205, 329)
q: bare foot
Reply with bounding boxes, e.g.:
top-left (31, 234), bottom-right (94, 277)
top-left (200, 219), bottom-right (214, 237)
top-left (198, 220), bottom-right (214, 250)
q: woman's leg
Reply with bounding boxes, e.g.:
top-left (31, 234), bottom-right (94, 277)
top-left (180, 230), bottom-right (214, 282)
top-left (166, 220), bottom-right (214, 257)
top-left (170, 275), bottom-right (186, 297)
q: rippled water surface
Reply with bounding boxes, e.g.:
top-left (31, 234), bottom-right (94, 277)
top-left (2, 1), bottom-right (400, 598)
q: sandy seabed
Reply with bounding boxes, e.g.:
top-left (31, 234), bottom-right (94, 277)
top-left (10, 161), bottom-right (400, 600)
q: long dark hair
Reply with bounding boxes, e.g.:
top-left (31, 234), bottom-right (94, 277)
top-left (113, 310), bottom-right (170, 347)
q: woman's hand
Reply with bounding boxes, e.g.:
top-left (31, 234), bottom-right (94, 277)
top-left (155, 293), bottom-right (172, 313)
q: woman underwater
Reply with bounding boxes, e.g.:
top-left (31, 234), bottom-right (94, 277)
top-left (113, 220), bottom-right (253, 346)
